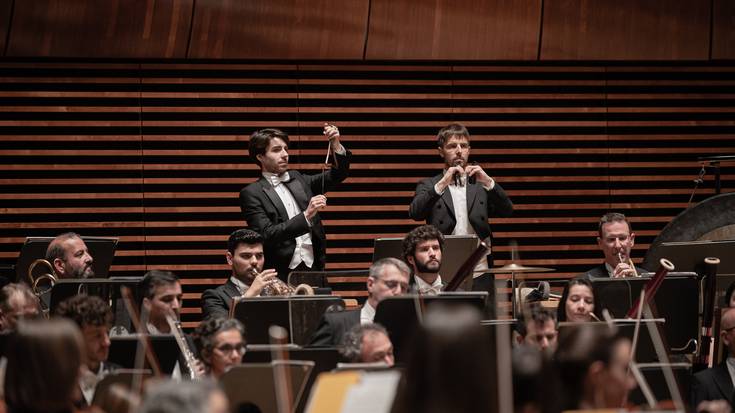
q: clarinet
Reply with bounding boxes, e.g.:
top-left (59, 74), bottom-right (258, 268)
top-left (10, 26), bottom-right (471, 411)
top-left (166, 315), bottom-right (201, 379)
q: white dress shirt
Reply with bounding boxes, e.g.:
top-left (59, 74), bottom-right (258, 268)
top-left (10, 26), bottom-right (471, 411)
top-left (360, 301), bottom-right (376, 325)
top-left (415, 274), bottom-right (444, 295)
top-left (727, 357), bottom-right (735, 387)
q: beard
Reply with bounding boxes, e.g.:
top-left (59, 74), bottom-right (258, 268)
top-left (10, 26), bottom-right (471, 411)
top-left (415, 258), bottom-right (441, 274)
top-left (72, 264), bottom-right (95, 279)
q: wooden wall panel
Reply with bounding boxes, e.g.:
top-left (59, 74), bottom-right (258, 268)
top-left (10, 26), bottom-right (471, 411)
top-left (1, 61), bottom-right (733, 326)
top-left (365, 0), bottom-right (541, 60)
top-left (540, 0), bottom-right (711, 60)
top-left (6, 0), bottom-right (193, 58)
top-left (187, 0), bottom-right (369, 59)
top-left (713, 0), bottom-right (735, 59)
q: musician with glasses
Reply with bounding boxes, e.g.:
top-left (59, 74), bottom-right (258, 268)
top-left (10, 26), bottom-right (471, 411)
top-left (194, 317), bottom-right (247, 379)
top-left (201, 229), bottom-right (279, 320)
top-left (239, 125), bottom-right (350, 283)
top-left (584, 212), bottom-right (646, 279)
top-left (309, 258), bottom-right (410, 347)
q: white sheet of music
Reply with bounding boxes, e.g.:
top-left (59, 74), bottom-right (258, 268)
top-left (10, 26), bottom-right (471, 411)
top-left (339, 370), bottom-right (401, 413)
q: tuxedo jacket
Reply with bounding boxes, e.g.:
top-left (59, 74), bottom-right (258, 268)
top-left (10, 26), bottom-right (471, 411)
top-left (308, 309), bottom-right (361, 347)
top-left (691, 363), bottom-right (735, 407)
top-left (201, 278), bottom-right (240, 320)
top-left (409, 173), bottom-right (513, 266)
top-left (240, 151), bottom-right (351, 281)
top-left (583, 263), bottom-right (648, 279)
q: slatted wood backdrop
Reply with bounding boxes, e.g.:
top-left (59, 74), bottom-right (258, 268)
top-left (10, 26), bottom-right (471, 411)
top-left (0, 61), bottom-right (733, 326)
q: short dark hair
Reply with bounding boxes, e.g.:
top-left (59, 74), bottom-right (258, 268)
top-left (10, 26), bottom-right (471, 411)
top-left (725, 281), bottom-right (735, 308)
top-left (557, 277), bottom-right (594, 322)
top-left (194, 317), bottom-right (246, 368)
top-left (402, 225), bottom-right (445, 264)
top-left (598, 212), bottom-right (631, 238)
top-left (227, 229), bottom-right (263, 255)
top-left (55, 294), bottom-right (112, 329)
top-left (45, 232), bottom-right (81, 262)
top-left (436, 123), bottom-right (470, 148)
top-left (516, 303), bottom-right (557, 337)
top-left (139, 270), bottom-right (180, 301)
top-left (248, 128), bottom-right (290, 167)
top-left (340, 323), bottom-right (389, 362)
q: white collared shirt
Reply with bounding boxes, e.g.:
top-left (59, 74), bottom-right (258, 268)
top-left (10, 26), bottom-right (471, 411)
top-left (727, 357), bottom-right (735, 387)
top-left (262, 171), bottom-right (315, 270)
top-left (360, 301), bottom-right (376, 325)
top-left (604, 262), bottom-right (615, 277)
top-left (230, 276), bottom-right (250, 295)
top-left (415, 274), bottom-right (444, 295)
top-left (80, 363), bottom-right (105, 405)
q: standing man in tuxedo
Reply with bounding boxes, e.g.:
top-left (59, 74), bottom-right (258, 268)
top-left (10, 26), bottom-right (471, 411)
top-left (409, 123), bottom-right (513, 288)
top-left (200, 228), bottom-right (278, 320)
top-left (240, 125), bottom-right (350, 282)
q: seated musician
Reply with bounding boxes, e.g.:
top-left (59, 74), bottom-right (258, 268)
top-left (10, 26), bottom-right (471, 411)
top-left (201, 229), bottom-right (278, 320)
top-left (4, 318), bottom-right (85, 413)
top-left (339, 323), bottom-right (394, 366)
top-left (515, 303), bottom-right (558, 353)
top-left (554, 324), bottom-right (636, 410)
top-left (139, 380), bottom-right (229, 413)
top-left (724, 281), bottom-right (735, 308)
top-left (194, 317), bottom-right (247, 379)
top-left (402, 224), bottom-right (445, 295)
top-left (0, 283), bottom-right (41, 332)
top-left (308, 258), bottom-right (410, 346)
top-left (691, 308), bottom-right (735, 409)
top-left (584, 212), bottom-right (646, 279)
top-left (55, 294), bottom-right (119, 406)
top-left (46, 232), bottom-right (95, 279)
top-left (557, 277), bottom-right (596, 323)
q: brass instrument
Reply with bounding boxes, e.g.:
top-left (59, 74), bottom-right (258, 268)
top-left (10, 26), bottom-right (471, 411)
top-left (618, 252), bottom-right (640, 277)
top-left (27, 258), bottom-right (58, 296)
top-left (248, 268), bottom-right (315, 296)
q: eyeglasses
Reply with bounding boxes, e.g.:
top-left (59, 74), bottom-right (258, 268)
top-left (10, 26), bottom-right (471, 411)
top-left (214, 343), bottom-right (247, 355)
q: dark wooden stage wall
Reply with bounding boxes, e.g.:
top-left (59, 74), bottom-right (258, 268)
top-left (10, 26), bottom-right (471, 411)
top-left (0, 61), bottom-right (733, 326)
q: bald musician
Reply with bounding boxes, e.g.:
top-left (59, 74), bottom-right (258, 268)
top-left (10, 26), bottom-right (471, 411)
top-left (402, 225), bottom-right (445, 295)
top-left (200, 229), bottom-right (278, 320)
top-left (691, 309), bottom-right (735, 408)
top-left (409, 123), bottom-right (513, 289)
top-left (309, 258), bottom-right (410, 346)
top-left (239, 125), bottom-right (351, 282)
top-left (46, 232), bottom-right (95, 279)
top-left (584, 213), bottom-right (646, 279)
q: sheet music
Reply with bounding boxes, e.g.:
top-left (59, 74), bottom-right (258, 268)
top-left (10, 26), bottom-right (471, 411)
top-left (339, 370), bottom-right (401, 413)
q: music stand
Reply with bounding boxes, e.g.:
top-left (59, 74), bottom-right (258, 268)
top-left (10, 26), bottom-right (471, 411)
top-left (231, 295), bottom-right (344, 345)
top-left (220, 361), bottom-right (314, 413)
top-left (15, 236), bottom-right (118, 282)
top-left (49, 277), bottom-right (142, 332)
top-left (373, 292), bottom-right (487, 362)
top-left (108, 335), bottom-right (181, 375)
top-left (373, 235), bottom-right (480, 290)
top-left (590, 274), bottom-right (699, 354)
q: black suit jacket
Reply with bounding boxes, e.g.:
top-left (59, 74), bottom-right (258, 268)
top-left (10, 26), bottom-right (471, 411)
top-left (409, 173), bottom-right (513, 266)
top-left (240, 151), bottom-right (351, 281)
top-left (201, 278), bottom-right (241, 320)
top-left (308, 309), bottom-right (361, 347)
top-left (691, 363), bottom-right (734, 407)
top-left (583, 263), bottom-right (648, 279)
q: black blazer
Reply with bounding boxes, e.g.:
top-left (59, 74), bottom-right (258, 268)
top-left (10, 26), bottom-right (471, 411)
top-left (691, 363), bottom-right (735, 407)
top-left (240, 151), bottom-right (351, 281)
top-left (583, 263), bottom-right (648, 279)
top-left (409, 173), bottom-right (513, 266)
top-left (308, 309), bottom-right (361, 347)
top-left (201, 278), bottom-right (241, 320)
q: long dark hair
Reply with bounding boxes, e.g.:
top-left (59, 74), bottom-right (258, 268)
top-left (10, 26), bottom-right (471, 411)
top-left (557, 277), bottom-right (595, 322)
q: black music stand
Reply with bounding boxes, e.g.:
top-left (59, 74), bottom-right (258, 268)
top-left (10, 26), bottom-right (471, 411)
top-left (49, 277), bottom-right (142, 332)
top-left (15, 236), bottom-right (118, 282)
top-left (231, 295), bottom-right (344, 345)
top-left (220, 361), bottom-right (314, 413)
top-left (108, 335), bottom-right (181, 375)
top-left (373, 235), bottom-right (480, 291)
top-left (590, 274), bottom-right (699, 354)
top-left (373, 292), bottom-right (487, 362)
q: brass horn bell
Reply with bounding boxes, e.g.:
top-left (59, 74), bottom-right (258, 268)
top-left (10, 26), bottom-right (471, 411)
top-left (27, 258), bottom-right (58, 296)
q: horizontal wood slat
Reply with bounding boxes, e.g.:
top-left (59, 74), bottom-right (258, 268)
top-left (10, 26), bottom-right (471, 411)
top-left (1, 61), bottom-right (733, 323)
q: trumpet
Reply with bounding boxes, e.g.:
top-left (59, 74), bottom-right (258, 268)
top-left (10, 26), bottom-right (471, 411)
top-left (27, 258), bottom-right (58, 296)
top-left (617, 252), bottom-right (640, 278)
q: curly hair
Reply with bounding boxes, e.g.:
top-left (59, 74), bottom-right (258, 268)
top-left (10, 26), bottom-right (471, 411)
top-left (401, 225), bottom-right (445, 264)
top-left (55, 294), bottom-right (112, 329)
top-left (194, 317), bottom-right (246, 367)
top-left (339, 323), bottom-right (389, 362)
